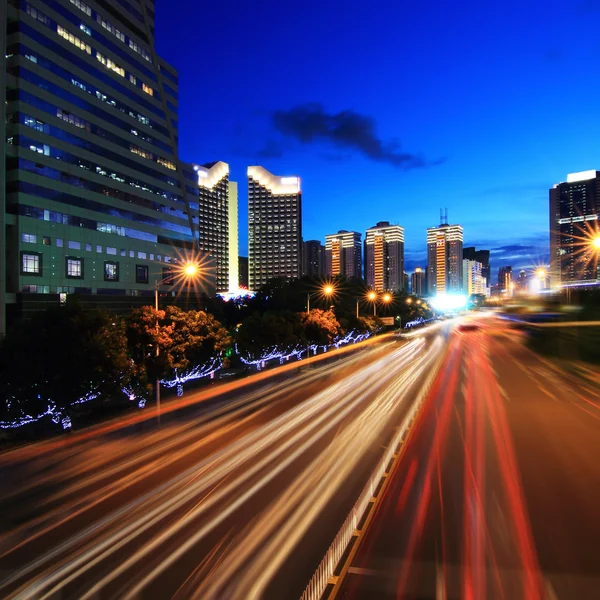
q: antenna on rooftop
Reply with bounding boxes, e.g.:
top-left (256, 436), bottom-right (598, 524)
top-left (440, 208), bottom-right (449, 226)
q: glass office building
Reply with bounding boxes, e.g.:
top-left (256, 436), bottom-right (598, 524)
top-left (2, 0), bottom-right (204, 330)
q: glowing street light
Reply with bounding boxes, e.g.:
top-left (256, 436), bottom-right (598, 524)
top-left (307, 283), bottom-right (335, 313)
top-left (593, 236), bottom-right (600, 249)
top-left (406, 297), bottom-right (413, 304)
top-left (382, 293), bottom-right (392, 303)
top-left (154, 260), bottom-right (201, 425)
top-left (536, 268), bottom-right (547, 279)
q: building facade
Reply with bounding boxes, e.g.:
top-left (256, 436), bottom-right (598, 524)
top-left (247, 166), bottom-right (301, 289)
top-left (195, 161), bottom-right (229, 292)
top-left (426, 222), bottom-right (464, 295)
top-left (364, 221), bottom-right (405, 291)
top-left (550, 170), bottom-right (600, 287)
top-left (238, 255), bottom-right (248, 288)
top-left (228, 180), bottom-right (238, 292)
top-left (498, 266), bottom-right (512, 292)
top-left (324, 230), bottom-right (362, 279)
top-left (411, 267), bottom-right (425, 297)
top-left (462, 259), bottom-right (485, 296)
top-left (302, 239), bottom-right (324, 278)
top-left (3, 0), bottom-right (205, 331)
top-left (463, 246), bottom-right (490, 290)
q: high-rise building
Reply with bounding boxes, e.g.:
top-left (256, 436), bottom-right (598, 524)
top-left (411, 267), bottom-right (425, 297)
top-left (462, 259), bottom-right (485, 296)
top-left (498, 266), bottom-right (512, 293)
top-left (463, 246), bottom-right (490, 290)
top-left (195, 161), bottom-right (229, 293)
top-left (2, 0), bottom-right (205, 332)
top-left (228, 181), bottom-right (238, 292)
top-left (426, 217), bottom-right (464, 295)
top-left (325, 230), bottom-right (362, 279)
top-left (550, 170), bottom-right (600, 287)
top-left (238, 256), bottom-right (248, 288)
top-left (302, 240), bottom-right (324, 278)
top-left (247, 166), bottom-right (301, 289)
top-left (516, 269), bottom-right (527, 294)
top-left (1, 0), bottom-right (7, 335)
top-left (364, 221), bottom-right (405, 291)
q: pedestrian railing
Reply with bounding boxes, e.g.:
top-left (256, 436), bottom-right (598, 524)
top-left (299, 337), bottom-right (446, 600)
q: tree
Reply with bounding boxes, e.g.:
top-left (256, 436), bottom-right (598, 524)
top-left (160, 306), bottom-right (231, 388)
top-left (235, 311), bottom-right (305, 363)
top-left (125, 305), bottom-right (174, 402)
top-left (301, 309), bottom-right (343, 348)
top-left (0, 302), bottom-right (129, 428)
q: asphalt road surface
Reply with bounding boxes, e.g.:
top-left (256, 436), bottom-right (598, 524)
top-left (335, 315), bottom-right (600, 600)
top-left (0, 325), bottom-right (448, 599)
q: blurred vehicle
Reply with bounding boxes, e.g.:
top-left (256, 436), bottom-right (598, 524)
top-left (457, 324), bottom-right (480, 332)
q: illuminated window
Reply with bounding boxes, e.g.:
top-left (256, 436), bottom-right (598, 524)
top-left (104, 261), bottom-right (119, 281)
top-left (80, 23), bottom-right (91, 35)
top-left (22, 233), bottom-right (37, 243)
top-left (57, 109), bottom-right (91, 131)
top-left (157, 157), bottom-right (176, 170)
top-left (21, 252), bottom-right (41, 275)
top-left (66, 257), bottom-right (83, 278)
top-left (70, 0), bottom-right (91, 16)
top-left (130, 145), bottom-right (153, 160)
top-left (26, 4), bottom-right (50, 25)
top-left (57, 25), bottom-right (92, 54)
top-left (129, 74), bottom-right (137, 85)
top-left (96, 52), bottom-right (125, 77)
top-left (96, 15), bottom-right (125, 42)
top-left (142, 83), bottom-right (154, 96)
top-left (68, 241), bottom-right (81, 250)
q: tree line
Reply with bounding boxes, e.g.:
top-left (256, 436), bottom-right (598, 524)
top-left (0, 276), bottom-right (432, 435)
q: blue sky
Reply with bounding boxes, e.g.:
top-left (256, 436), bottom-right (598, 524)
top-left (156, 0), bottom-right (600, 280)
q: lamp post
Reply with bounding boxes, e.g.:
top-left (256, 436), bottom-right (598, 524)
top-left (154, 262), bottom-right (200, 425)
top-left (368, 291), bottom-right (377, 316)
top-left (307, 284), bottom-right (334, 313)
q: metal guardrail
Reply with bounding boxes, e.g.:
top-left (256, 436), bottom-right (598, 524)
top-left (299, 339), bottom-right (447, 600)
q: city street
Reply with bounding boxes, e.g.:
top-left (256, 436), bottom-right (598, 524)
top-left (336, 315), bottom-right (600, 600)
top-left (0, 326), bottom-right (446, 599)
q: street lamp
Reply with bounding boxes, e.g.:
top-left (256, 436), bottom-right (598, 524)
top-left (307, 284), bottom-right (334, 313)
top-left (154, 261), bottom-right (200, 425)
top-left (367, 291), bottom-right (377, 316)
top-left (593, 236), bottom-right (600, 249)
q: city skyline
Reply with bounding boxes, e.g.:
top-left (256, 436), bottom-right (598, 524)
top-left (151, 0), bottom-right (600, 275)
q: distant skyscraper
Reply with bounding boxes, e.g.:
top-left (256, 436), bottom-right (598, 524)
top-left (550, 170), bottom-right (600, 287)
top-left (239, 256), bottom-right (248, 288)
top-left (462, 260), bottom-right (485, 296)
top-left (403, 272), bottom-right (409, 292)
top-left (325, 230), bottom-right (362, 279)
top-left (364, 221), bottom-right (405, 291)
top-left (302, 240), bottom-right (324, 278)
top-left (516, 269), bottom-right (527, 294)
top-left (411, 267), bottom-right (425, 297)
top-left (228, 181), bottom-right (239, 292)
top-left (196, 162), bottom-right (230, 292)
top-left (247, 166), bottom-right (302, 289)
top-left (498, 266), bottom-right (513, 292)
top-left (463, 247), bottom-right (491, 290)
top-left (427, 214), bottom-right (464, 295)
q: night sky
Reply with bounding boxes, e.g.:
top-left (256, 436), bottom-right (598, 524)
top-left (155, 0), bottom-right (600, 279)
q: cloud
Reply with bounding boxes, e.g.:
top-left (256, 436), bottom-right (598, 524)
top-left (257, 139), bottom-right (284, 158)
top-left (271, 103), bottom-right (444, 169)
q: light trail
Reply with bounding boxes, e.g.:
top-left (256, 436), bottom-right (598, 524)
top-left (1, 336), bottom-right (439, 600)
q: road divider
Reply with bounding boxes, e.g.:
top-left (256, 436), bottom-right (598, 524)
top-left (299, 335), bottom-right (447, 600)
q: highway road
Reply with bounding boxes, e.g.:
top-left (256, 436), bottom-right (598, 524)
top-left (0, 325), bottom-right (448, 599)
top-left (335, 315), bottom-right (600, 600)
